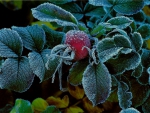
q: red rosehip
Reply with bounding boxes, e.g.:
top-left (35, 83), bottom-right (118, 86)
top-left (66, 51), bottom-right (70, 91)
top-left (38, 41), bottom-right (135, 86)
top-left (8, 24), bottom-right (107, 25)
top-left (65, 30), bottom-right (91, 61)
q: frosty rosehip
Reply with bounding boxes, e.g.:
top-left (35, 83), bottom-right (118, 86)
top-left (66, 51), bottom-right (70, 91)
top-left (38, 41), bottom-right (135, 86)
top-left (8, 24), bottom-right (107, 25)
top-left (65, 30), bottom-right (91, 61)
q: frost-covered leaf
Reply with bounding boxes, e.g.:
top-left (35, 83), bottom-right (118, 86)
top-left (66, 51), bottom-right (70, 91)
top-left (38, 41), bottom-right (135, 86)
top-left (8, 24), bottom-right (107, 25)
top-left (120, 107), bottom-right (140, 113)
top-left (131, 79), bottom-right (150, 108)
top-left (97, 38), bottom-right (122, 63)
top-left (137, 24), bottom-right (150, 40)
top-left (10, 99), bottom-right (33, 113)
top-left (82, 63), bottom-right (111, 106)
top-left (141, 49), bottom-right (150, 68)
top-left (132, 10), bottom-right (146, 24)
top-left (28, 51), bottom-right (45, 82)
top-left (118, 81), bottom-right (132, 109)
top-left (107, 16), bottom-right (133, 29)
top-left (145, 0), bottom-right (150, 5)
top-left (110, 0), bottom-right (144, 15)
top-left (32, 98), bottom-right (48, 113)
top-left (142, 96), bottom-right (150, 113)
top-left (89, 0), bottom-right (112, 7)
top-left (68, 84), bottom-right (84, 100)
top-left (45, 56), bottom-right (60, 80)
top-left (130, 32), bottom-right (143, 51)
top-left (131, 63), bottom-right (143, 78)
top-left (59, 3), bottom-right (83, 20)
top-left (42, 25), bottom-right (65, 48)
top-left (67, 59), bottom-right (89, 85)
top-left (106, 51), bottom-right (141, 75)
top-left (113, 35), bottom-right (131, 48)
top-left (29, 48), bottom-right (60, 82)
top-left (0, 29), bottom-right (23, 57)
top-left (84, 3), bottom-right (105, 17)
top-left (64, 106), bottom-right (84, 113)
top-left (0, 57), bottom-right (34, 92)
top-left (97, 35), bottom-right (131, 63)
top-left (28, 49), bottom-right (55, 82)
top-left (31, 3), bottom-right (78, 26)
top-left (137, 49), bottom-right (150, 85)
top-left (137, 68), bottom-right (149, 85)
top-left (46, 95), bottom-right (69, 108)
top-left (41, 106), bottom-right (61, 113)
top-left (12, 25), bottom-right (46, 51)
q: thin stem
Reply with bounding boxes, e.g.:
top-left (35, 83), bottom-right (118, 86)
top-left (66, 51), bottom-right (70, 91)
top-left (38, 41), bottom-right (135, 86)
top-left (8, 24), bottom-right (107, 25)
top-left (100, 7), bottom-right (113, 22)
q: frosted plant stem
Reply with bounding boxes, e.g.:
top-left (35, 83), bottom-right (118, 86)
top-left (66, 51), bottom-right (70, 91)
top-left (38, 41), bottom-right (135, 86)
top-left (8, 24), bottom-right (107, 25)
top-left (101, 7), bottom-right (113, 22)
top-left (58, 59), bottom-right (68, 92)
top-left (51, 59), bottom-right (62, 83)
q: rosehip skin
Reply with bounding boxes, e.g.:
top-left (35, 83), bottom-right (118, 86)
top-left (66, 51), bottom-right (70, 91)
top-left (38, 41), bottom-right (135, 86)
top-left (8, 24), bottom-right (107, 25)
top-left (65, 30), bottom-right (91, 61)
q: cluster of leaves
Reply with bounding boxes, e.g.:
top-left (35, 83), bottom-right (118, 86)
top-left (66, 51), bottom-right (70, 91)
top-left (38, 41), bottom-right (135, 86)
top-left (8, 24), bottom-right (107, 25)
top-left (0, 0), bottom-right (150, 112)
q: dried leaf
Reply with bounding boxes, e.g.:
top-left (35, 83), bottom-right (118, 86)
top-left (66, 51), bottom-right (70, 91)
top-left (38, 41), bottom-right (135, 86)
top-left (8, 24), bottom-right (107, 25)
top-left (46, 95), bottom-right (69, 108)
top-left (64, 106), bottom-right (84, 113)
top-left (82, 97), bottom-right (104, 113)
top-left (68, 84), bottom-right (84, 100)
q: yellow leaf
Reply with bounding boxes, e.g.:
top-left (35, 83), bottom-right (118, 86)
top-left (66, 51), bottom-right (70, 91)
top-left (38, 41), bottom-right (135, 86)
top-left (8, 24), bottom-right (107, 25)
top-left (146, 39), bottom-right (150, 49)
top-left (64, 106), bottom-right (84, 113)
top-left (32, 98), bottom-right (48, 113)
top-left (143, 6), bottom-right (150, 16)
top-left (32, 21), bottom-right (57, 30)
top-left (68, 84), bottom-right (84, 100)
top-left (46, 95), bottom-right (69, 108)
top-left (82, 97), bottom-right (104, 113)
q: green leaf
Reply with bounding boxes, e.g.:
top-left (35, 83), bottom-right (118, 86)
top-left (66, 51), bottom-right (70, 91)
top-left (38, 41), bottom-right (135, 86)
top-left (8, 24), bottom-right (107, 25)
top-left (0, 29), bottom-right (23, 57)
top-left (142, 96), bottom-right (150, 113)
top-left (137, 24), bottom-right (150, 40)
top-left (31, 3), bottom-right (78, 26)
top-left (12, 25), bottom-right (46, 51)
top-left (0, 57), bottom-right (34, 92)
top-left (10, 99), bottom-right (33, 113)
top-left (48, 0), bottom-right (72, 4)
top-left (42, 25), bottom-right (65, 48)
top-left (97, 38), bottom-right (123, 63)
top-left (28, 49), bottom-right (52, 82)
top-left (130, 32), bottom-right (143, 51)
top-left (59, 3), bottom-right (83, 20)
top-left (131, 79), bottom-right (150, 108)
top-left (41, 106), bottom-right (61, 113)
top-left (1, 1), bottom-right (22, 11)
top-left (107, 16), bottom-right (133, 29)
top-left (67, 59), bottom-right (89, 86)
top-left (32, 98), bottom-right (49, 112)
top-left (120, 108), bottom-right (140, 113)
top-left (110, 0), bottom-right (144, 15)
top-left (84, 3), bottom-right (105, 17)
top-left (90, 23), bottom-right (108, 36)
top-left (106, 51), bottom-right (141, 75)
top-left (82, 63), bottom-right (111, 106)
top-left (118, 81), bottom-right (132, 109)
top-left (89, 0), bottom-right (112, 7)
